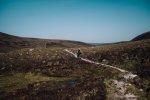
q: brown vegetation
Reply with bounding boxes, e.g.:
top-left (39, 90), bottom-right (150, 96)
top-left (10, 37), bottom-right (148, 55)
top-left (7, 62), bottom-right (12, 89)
top-left (0, 33), bottom-right (150, 99)
top-left (0, 32), bottom-right (91, 53)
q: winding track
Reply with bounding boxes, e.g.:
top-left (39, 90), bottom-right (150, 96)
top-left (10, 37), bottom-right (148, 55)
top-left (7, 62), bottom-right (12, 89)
top-left (65, 49), bottom-right (127, 73)
top-left (64, 49), bottom-right (137, 79)
top-left (64, 49), bottom-right (139, 99)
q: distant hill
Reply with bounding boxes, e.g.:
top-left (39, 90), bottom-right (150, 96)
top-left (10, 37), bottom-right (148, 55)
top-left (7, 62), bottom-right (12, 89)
top-left (90, 41), bottom-right (128, 46)
top-left (0, 32), bottom-right (91, 53)
top-left (0, 36), bottom-right (150, 99)
top-left (132, 31), bottom-right (150, 41)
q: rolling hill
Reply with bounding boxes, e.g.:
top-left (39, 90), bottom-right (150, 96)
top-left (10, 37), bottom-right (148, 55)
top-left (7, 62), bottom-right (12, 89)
top-left (132, 31), bottom-right (150, 41)
top-left (0, 38), bottom-right (150, 99)
top-left (0, 32), bottom-right (91, 53)
top-left (0, 32), bottom-right (150, 99)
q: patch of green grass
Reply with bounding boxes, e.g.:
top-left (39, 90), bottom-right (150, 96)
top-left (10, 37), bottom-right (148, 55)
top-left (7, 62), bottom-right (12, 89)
top-left (126, 84), bottom-right (146, 100)
top-left (0, 72), bottom-right (73, 92)
top-left (92, 67), bottom-right (120, 79)
top-left (104, 79), bottom-right (118, 99)
top-left (117, 60), bottom-right (138, 72)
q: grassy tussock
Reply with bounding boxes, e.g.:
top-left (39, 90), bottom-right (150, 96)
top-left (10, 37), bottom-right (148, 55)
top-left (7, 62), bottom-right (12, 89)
top-left (0, 72), bottom-right (73, 92)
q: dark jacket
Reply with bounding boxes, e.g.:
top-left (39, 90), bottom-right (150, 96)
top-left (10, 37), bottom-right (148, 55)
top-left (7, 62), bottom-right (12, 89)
top-left (77, 49), bottom-right (81, 58)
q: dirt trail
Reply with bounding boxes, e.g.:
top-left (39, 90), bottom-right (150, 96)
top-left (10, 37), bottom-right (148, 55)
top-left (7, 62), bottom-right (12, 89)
top-left (64, 49), bottom-right (137, 79)
top-left (112, 80), bottom-right (137, 100)
top-left (65, 49), bottom-right (133, 73)
top-left (64, 49), bottom-right (139, 100)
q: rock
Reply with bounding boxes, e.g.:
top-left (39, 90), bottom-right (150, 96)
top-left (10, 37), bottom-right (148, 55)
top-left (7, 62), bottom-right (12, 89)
top-left (123, 73), bottom-right (137, 80)
top-left (19, 53), bottom-right (22, 56)
top-left (9, 58), bottom-right (13, 60)
top-left (140, 89), bottom-right (143, 91)
top-left (47, 62), bottom-right (52, 66)
top-left (42, 60), bottom-right (46, 64)
top-left (29, 48), bottom-right (34, 52)
top-left (102, 59), bottom-right (109, 64)
top-left (1, 67), bottom-right (5, 70)
top-left (54, 61), bottom-right (60, 65)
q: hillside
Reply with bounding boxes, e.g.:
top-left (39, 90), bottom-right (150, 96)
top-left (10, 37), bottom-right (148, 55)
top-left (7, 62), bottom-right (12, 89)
top-left (132, 31), bottom-right (150, 41)
top-left (0, 39), bottom-right (150, 99)
top-left (0, 32), bottom-right (91, 53)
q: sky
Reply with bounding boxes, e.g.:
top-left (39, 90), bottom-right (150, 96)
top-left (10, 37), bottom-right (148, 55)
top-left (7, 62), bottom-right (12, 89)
top-left (0, 0), bottom-right (150, 43)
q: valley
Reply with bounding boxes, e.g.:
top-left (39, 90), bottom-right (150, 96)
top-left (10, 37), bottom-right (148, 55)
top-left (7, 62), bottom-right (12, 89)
top-left (0, 33), bottom-right (150, 99)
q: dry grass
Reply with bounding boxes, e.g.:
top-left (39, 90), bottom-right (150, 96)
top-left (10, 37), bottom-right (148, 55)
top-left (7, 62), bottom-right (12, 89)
top-left (0, 39), bottom-right (149, 99)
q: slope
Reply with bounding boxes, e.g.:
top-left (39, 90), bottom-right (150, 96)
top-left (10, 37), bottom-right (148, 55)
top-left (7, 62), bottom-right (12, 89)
top-left (132, 31), bottom-right (150, 41)
top-left (0, 32), bottom-right (91, 53)
top-left (0, 38), bottom-right (149, 99)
